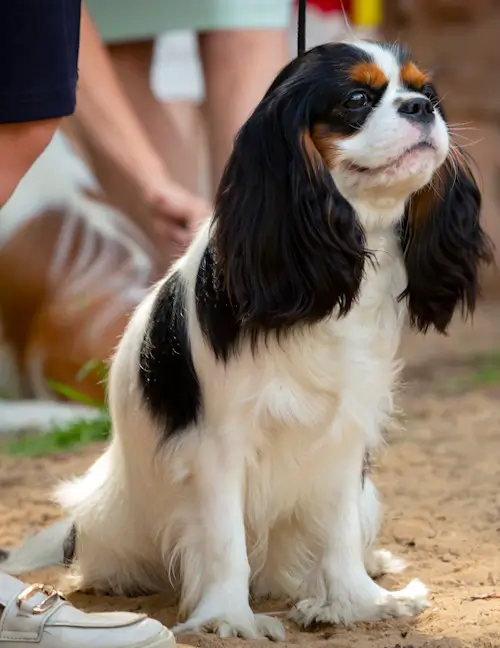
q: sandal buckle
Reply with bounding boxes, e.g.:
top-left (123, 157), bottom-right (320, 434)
top-left (16, 583), bottom-right (64, 615)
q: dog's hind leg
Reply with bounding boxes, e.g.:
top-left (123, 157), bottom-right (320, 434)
top-left (360, 476), bottom-right (406, 579)
top-left (56, 443), bottom-right (164, 596)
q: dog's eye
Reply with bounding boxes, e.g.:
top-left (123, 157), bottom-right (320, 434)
top-left (421, 83), bottom-right (437, 102)
top-left (344, 91), bottom-right (370, 110)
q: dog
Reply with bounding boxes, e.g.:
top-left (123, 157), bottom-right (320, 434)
top-left (2, 40), bottom-right (493, 639)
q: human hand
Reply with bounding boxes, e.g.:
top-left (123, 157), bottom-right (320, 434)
top-left (145, 180), bottom-right (211, 252)
top-left (138, 176), bottom-right (212, 264)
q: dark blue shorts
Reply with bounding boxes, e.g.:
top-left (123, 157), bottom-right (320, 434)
top-left (0, 0), bottom-right (81, 124)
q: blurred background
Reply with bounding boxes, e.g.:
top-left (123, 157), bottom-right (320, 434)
top-left (1, 3), bottom-right (500, 646)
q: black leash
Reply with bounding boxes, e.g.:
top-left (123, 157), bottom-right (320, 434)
top-left (297, 0), bottom-right (307, 56)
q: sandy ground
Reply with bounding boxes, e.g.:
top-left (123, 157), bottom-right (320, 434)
top-left (1, 301), bottom-right (500, 648)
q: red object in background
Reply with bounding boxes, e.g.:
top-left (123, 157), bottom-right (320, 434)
top-left (295, 0), bottom-right (351, 15)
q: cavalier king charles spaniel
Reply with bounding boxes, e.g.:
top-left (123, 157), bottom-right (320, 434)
top-left (2, 41), bottom-right (493, 639)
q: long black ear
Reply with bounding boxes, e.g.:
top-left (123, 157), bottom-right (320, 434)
top-left (211, 89), bottom-right (367, 334)
top-left (400, 153), bottom-right (494, 333)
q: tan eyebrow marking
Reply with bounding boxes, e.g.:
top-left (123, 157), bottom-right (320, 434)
top-left (400, 61), bottom-right (431, 89)
top-left (349, 62), bottom-right (388, 88)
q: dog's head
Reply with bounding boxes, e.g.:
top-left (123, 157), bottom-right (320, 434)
top-left (212, 41), bottom-right (493, 335)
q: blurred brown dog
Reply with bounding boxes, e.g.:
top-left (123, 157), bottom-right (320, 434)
top-left (0, 133), bottom-right (161, 430)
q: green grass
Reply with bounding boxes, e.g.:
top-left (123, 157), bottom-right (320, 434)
top-left (415, 349), bottom-right (500, 395)
top-left (3, 412), bottom-right (111, 457)
top-left (1, 360), bottom-right (111, 458)
top-left (465, 350), bottom-right (500, 388)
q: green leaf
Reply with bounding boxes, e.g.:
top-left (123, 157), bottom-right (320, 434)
top-left (47, 381), bottom-right (102, 409)
top-left (76, 359), bottom-right (108, 385)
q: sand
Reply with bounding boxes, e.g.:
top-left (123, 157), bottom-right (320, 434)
top-left (1, 302), bottom-right (500, 648)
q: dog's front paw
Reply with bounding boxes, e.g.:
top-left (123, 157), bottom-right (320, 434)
top-left (374, 578), bottom-right (429, 620)
top-left (173, 611), bottom-right (285, 641)
top-left (290, 579), bottom-right (429, 628)
top-left (289, 597), bottom-right (345, 628)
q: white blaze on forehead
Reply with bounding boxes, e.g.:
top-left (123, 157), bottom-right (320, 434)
top-left (353, 41), bottom-right (401, 89)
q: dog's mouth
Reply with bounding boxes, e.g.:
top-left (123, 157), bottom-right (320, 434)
top-left (346, 141), bottom-right (436, 175)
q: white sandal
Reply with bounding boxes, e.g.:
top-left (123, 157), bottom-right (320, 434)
top-left (0, 572), bottom-right (176, 648)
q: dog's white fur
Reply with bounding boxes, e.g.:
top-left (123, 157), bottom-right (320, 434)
top-left (53, 43), bottom-right (449, 638)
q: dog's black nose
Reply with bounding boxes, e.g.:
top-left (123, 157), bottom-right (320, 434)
top-left (398, 97), bottom-right (434, 124)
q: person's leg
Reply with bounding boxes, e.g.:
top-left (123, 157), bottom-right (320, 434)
top-left (0, 0), bottom-right (80, 207)
top-left (153, 31), bottom-right (210, 199)
top-left (112, 39), bottom-right (203, 194)
top-left (67, 8), bottom-right (212, 263)
top-left (199, 29), bottom-right (290, 193)
top-left (0, 120), bottom-right (59, 206)
top-left (71, 39), bottom-right (201, 197)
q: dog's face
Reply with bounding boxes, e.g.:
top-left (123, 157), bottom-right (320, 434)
top-left (213, 41), bottom-right (493, 336)
top-left (267, 41), bottom-right (449, 211)
top-left (313, 43), bottom-right (449, 204)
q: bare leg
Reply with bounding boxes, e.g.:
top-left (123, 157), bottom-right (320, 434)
top-left (68, 37), bottom-right (209, 263)
top-left (70, 39), bottom-right (200, 199)
top-left (162, 101), bottom-right (206, 196)
top-left (108, 40), bottom-right (201, 194)
top-left (199, 29), bottom-right (290, 193)
top-left (0, 120), bottom-right (59, 207)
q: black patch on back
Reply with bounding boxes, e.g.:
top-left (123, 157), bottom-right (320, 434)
top-left (0, 549), bottom-right (9, 562)
top-left (139, 272), bottom-right (201, 438)
top-left (195, 246), bottom-right (243, 362)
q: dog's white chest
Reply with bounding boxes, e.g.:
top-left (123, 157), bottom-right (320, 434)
top-left (247, 238), bottom-right (405, 427)
top-left (231, 236), bottom-right (407, 525)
